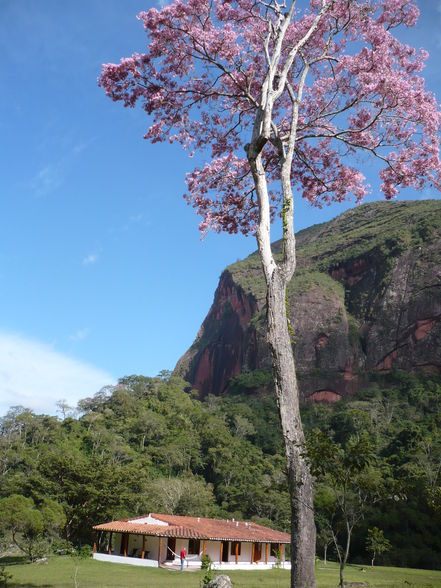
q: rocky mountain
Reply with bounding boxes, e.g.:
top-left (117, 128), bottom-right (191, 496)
top-left (175, 200), bottom-right (441, 401)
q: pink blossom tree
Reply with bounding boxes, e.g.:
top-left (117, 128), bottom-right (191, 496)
top-left (99, 1), bottom-right (441, 585)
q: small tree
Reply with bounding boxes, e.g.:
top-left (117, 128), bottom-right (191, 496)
top-left (41, 498), bottom-right (67, 549)
top-left (307, 430), bottom-right (385, 587)
top-left (200, 554), bottom-right (213, 587)
top-left (99, 1), bottom-right (441, 585)
top-left (0, 495), bottom-right (44, 561)
top-left (428, 484), bottom-right (441, 519)
top-left (56, 399), bottom-right (76, 420)
top-left (0, 495), bottom-right (65, 562)
top-left (316, 525), bottom-right (333, 566)
top-left (72, 545), bottom-right (92, 588)
top-left (366, 527), bottom-right (391, 567)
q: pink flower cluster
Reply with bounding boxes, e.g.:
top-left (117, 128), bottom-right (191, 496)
top-left (99, 0), bottom-right (441, 235)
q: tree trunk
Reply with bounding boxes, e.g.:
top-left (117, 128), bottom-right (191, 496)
top-left (249, 97), bottom-right (316, 585)
top-left (339, 561), bottom-right (344, 588)
top-left (339, 524), bottom-right (352, 588)
top-left (324, 544), bottom-right (327, 566)
top-left (266, 269), bottom-right (316, 588)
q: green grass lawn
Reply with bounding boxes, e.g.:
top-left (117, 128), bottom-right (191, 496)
top-left (2, 556), bottom-right (441, 588)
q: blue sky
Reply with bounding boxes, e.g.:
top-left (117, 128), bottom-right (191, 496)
top-left (1, 0), bottom-right (440, 415)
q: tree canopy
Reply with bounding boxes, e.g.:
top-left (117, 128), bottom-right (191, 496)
top-left (99, 0), bottom-right (441, 236)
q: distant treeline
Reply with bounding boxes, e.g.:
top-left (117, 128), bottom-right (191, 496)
top-left (0, 370), bottom-right (440, 569)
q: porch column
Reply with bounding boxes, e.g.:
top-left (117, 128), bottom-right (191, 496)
top-left (158, 538), bottom-right (162, 564)
top-left (251, 542), bottom-right (255, 564)
top-left (141, 535), bottom-right (146, 559)
top-left (108, 532), bottom-right (113, 555)
top-left (219, 542), bottom-right (223, 563)
top-left (202, 541), bottom-right (206, 557)
top-left (265, 543), bottom-right (268, 564)
top-left (123, 533), bottom-right (128, 557)
top-left (235, 542), bottom-right (239, 565)
top-left (93, 531), bottom-right (97, 553)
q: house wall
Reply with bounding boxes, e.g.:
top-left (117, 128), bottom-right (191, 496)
top-left (175, 538), bottom-right (188, 560)
top-left (109, 533), bottom-right (161, 561)
top-left (191, 540), bottom-right (281, 564)
top-left (105, 533), bottom-right (284, 566)
top-left (93, 553), bottom-right (158, 567)
top-left (126, 533), bottom-right (143, 557)
top-left (112, 533), bottom-right (121, 554)
top-left (147, 536), bottom-right (161, 561)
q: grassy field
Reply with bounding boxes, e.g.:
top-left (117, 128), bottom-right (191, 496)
top-left (2, 557), bottom-right (441, 588)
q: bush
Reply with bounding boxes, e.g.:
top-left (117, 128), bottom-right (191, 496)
top-left (200, 554), bottom-right (213, 587)
top-left (51, 539), bottom-right (74, 555)
top-left (0, 566), bottom-right (12, 587)
top-left (75, 545), bottom-right (93, 559)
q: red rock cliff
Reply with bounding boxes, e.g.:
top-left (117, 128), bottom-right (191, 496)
top-left (175, 201), bottom-right (441, 400)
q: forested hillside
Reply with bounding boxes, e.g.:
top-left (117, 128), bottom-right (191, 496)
top-left (1, 371), bottom-right (440, 569)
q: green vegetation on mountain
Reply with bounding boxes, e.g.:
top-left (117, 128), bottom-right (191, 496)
top-left (229, 200), bottom-right (441, 293)
top-left (177, 200), bottom-right (441, 400)
top-left (229, 200), bottom-right (441, 325)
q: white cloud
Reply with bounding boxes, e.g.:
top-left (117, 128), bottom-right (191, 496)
top-left (109, 212), bottom-right (151, 234)
top-left (82, 253), bottom-right (99, 265)
top-left (30, 163), bottom-right (63, 197)
top-left (25, 137), bottom-right (90, 198)
top-left (69, 327), bottom-right (90, 342)
top-left (0, 332), bottom-right (114, 416)
top-left (129, 213), bottom-right (144, 223)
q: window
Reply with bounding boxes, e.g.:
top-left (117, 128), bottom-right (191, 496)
top-left (188, 539), bottom-right (200, 555)
top-left (230, 541), bottom-right (241, 556)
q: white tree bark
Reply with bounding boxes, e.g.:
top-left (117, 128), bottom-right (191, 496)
top-left (243, 3), bottom-right (333, 585)
top-left (246, 151), bottom-right (316, 587)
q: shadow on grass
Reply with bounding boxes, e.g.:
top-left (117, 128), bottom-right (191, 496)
top-left (0, 555), bottom-right (28, 565)
top-left (10, 584), bottom-right (54, 588)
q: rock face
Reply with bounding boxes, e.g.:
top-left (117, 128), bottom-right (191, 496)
top-left (177, 271), bottom-right (258, 397)
top-left (175, 200), bottom-right (441, 401)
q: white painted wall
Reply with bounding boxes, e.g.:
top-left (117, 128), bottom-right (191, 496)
top-left (102, 532), bottom-right (284, 567)
top-left (174, 538), bottom-right (188, 560)
top-left (93, 552), bottom-right (289, 571)
top-left (146, 535), bottom-right (160, 561)
top-left (93, 553), bottom-right (158, 567)
top-left (127, 515), bottom-right (167, 525)
top-left (204, 540), bottom-right (220, 562)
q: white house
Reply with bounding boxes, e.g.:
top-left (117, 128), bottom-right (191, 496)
top-left (92, 513), bottom-right (290, 570)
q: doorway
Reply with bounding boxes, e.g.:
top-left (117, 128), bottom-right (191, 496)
top-left (119, 534), bottom-right (129, 556)
top-left (166, 537), bottom-right (176, 561)
top-left (221, 541), bottom-right (229, 562)
top-left (253, 542), bottom-right (261, 563)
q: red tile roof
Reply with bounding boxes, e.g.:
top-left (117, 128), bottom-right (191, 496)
top-left (93, 513), bottom-right (290, 544)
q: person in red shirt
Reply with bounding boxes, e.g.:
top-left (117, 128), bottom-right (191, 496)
top-left (180, 547), bottom-right (187, 571)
